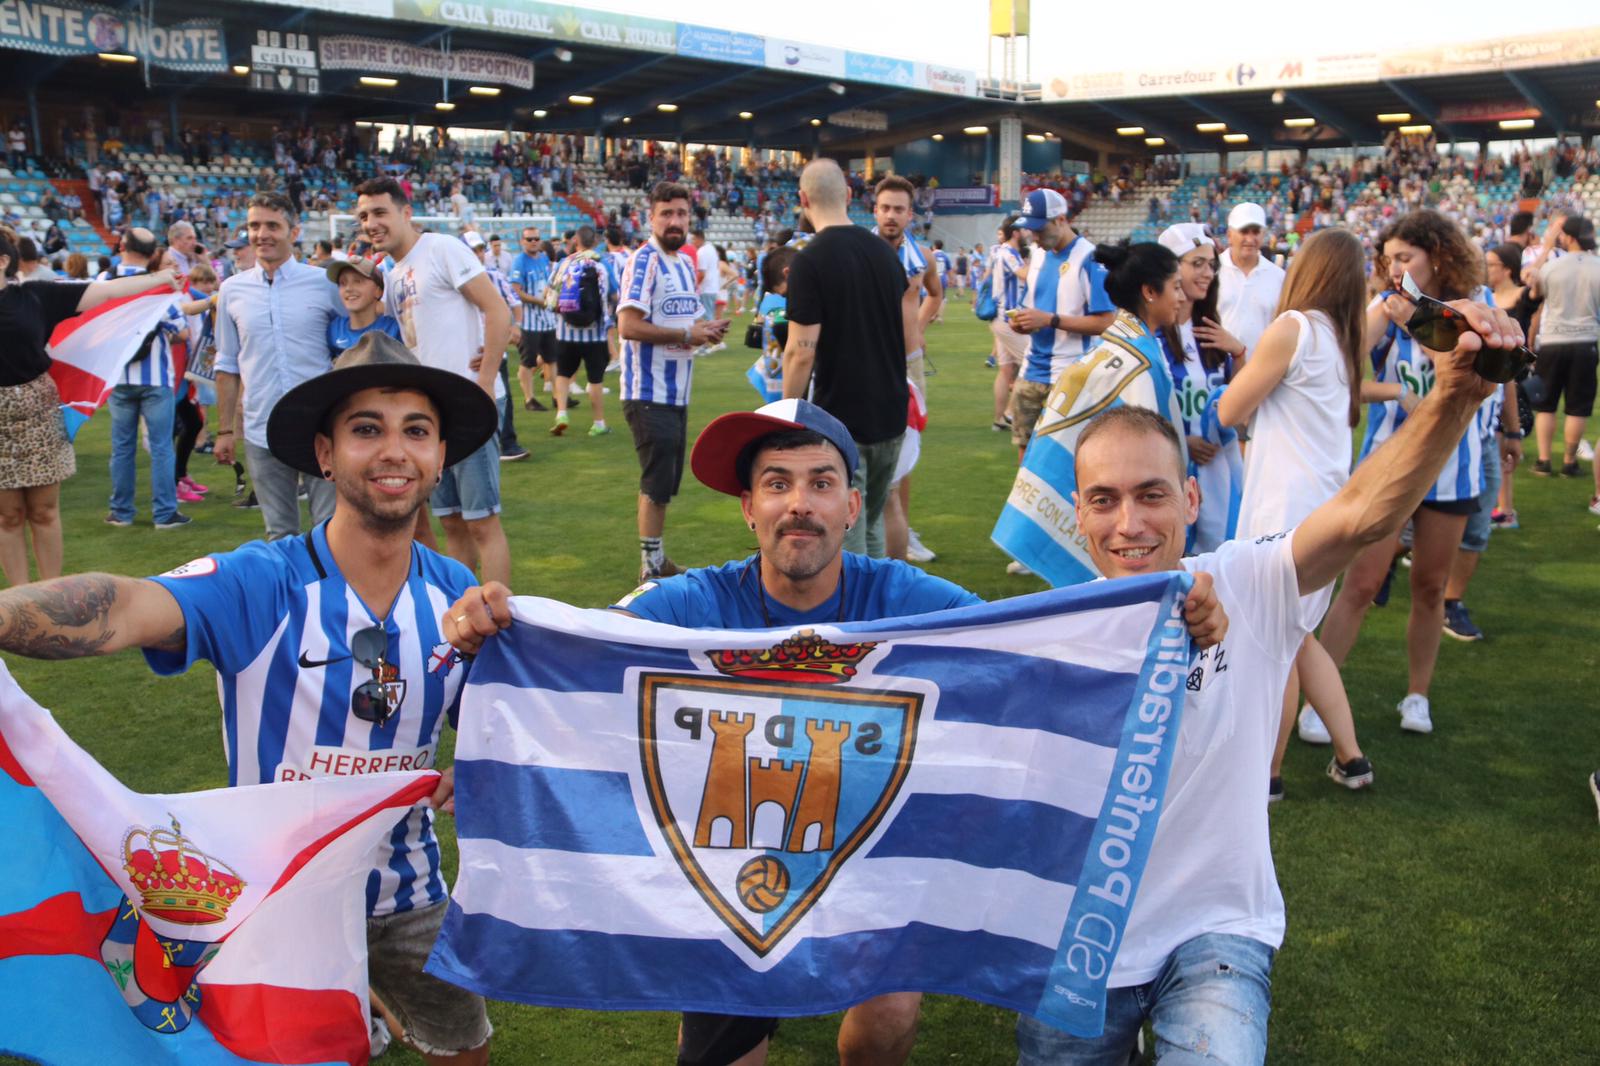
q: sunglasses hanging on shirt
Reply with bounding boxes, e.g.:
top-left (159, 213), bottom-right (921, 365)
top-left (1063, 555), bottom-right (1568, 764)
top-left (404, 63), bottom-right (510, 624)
top-left (1399, 272), bottom-right (1535, 384)
top-left (350, 624), bottom-right (398, 725)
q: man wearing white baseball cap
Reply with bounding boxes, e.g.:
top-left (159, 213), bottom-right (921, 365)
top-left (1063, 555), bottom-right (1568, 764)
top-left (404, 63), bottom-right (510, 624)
top-left (1217, 202), bottom-right (1285, 360)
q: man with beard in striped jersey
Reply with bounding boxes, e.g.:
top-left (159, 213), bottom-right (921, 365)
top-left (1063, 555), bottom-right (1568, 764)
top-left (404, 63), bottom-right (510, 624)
top-left (618, 182), bottom-right (732, 581)
top-left (0, 331), bottom-right (499, 1064)
top-left (873, 175), bottom-right (943, 563)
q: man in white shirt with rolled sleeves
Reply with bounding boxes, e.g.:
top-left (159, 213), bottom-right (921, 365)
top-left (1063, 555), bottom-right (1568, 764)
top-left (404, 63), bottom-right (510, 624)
top-left (1217, 202), bottom-right (1285, 359)
top-left (355, 176), bottom-right (513, 587)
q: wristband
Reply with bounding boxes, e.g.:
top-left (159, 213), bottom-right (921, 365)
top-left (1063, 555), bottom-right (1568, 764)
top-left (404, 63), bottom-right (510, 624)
top-left (1502, 429), bottom-right (1524, 440)
top-left (215, 430), bottom-right (234, 436)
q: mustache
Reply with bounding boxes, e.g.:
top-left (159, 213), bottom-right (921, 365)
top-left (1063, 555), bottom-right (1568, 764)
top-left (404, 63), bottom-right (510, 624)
top-left (776, 519), bottom-right (826, 537)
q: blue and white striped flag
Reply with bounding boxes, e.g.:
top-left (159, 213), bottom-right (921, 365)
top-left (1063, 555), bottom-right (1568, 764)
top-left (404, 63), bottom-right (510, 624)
top-left (993, 312), bottom-right (1186, 587)
top-left (427, 573), bottom-right (1195, 1037)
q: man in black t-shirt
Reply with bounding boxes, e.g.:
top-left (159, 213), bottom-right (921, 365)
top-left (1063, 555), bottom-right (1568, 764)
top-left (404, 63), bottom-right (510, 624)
top-left (781, 159), bottom-right (908, 558)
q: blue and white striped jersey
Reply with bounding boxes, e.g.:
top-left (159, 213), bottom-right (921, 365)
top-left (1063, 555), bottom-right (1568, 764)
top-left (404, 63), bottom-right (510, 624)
top-left (509, 250), bottom-right (557, 333)
top-left (618, 238), bottom-right (703, 406)
top-left (1023, 236), bottom-right (1115, 386)
top-left (145, 522), bottom-right (476, 916)
top-left (104, 265), bottom-right (184, 389)
top-left (991, 244), bottom-right (1026, 313)
top-left (875, 228), bottom-right (927, 282)
top-left (552, 253), bottom-right (612, 344)
top-left (1358, 288), bottom-right (1495, 503)
top-left (934, 248), bottom-right (952, 277)
top-left (606, 248), bottom-right (629, 319)
top-left (121, 302), bottom-right (186, 389)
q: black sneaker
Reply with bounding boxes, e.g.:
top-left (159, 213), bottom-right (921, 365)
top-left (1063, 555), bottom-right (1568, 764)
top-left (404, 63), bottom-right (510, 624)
top-left (104, 513), bottom-right (133, 527)
top-left (1532, 459), bottom-right (1553, 477)
top-left (1327, 755), bottom-right (1374, 790)
top-left (1373, 557), bottom-right (1398, 607)
top-left (1442, 600), bottom-right (1484, 641)
top-left (524, 396), bottom-right (547, 412)
top-left (233, 491), bottom-right (259, 509)
top-left (499, 446), bottom-right (531, 463)
top-left (1561, 460), bottom-right (1581, 478)
top-left (154, 513), bottom-right (192, 530)
top-left (1268, 777), bottom-right (1284, 804)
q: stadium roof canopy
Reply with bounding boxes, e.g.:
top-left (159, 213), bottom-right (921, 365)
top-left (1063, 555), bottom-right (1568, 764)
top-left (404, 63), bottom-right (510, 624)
top-left (6, 0), bottom-right (1598, 158)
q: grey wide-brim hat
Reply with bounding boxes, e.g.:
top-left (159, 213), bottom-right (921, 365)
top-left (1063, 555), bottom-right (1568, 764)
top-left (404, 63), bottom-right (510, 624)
top-left (267, 331), bottom-right (498, 477)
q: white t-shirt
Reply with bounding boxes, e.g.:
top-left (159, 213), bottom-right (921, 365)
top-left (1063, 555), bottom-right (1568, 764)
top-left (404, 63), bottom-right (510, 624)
top-left (695, 241), bottom-right (721, 297)
top-left (451, 191), bottom-right (470, 219)
top-left (1217, 250), bottom-right (1286, 358)
top-left (384, 232), bottom-right (502, 397)
top-left (1110, 534), bottom-right (1324, 985)
top-left (1238, 309), bottom-right (1352, 538)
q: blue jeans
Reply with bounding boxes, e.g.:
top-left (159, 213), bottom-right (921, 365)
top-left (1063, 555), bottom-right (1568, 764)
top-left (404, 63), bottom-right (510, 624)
top-left (1015, 933), bottom-right (1274, 1066)
top-left (1459, 438), bottom-right (1502, 553)
top-left (107, 384), bottom-right (177, 524)
top-left (431, 432), bottom-right (501, 520)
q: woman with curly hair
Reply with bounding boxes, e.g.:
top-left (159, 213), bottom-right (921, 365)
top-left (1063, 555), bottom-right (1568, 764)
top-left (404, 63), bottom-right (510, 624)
top-left (1316, 209), bottom-right (1492, 736)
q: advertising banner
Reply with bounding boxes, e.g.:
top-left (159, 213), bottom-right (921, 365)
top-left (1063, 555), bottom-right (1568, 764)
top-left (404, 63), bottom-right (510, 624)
top-left (931, 186), bottom-right (998, 208)
top-left (844, 51), bottom-right (916, 89)
top-left (319, 35), bottom-right (534, 89)
top-left (828, 108), bottom-right (889, 132)
top-left (0, 0), bottom-right (227, 71)
top-left (920, 62), bottom-right (977, 97)
top-left (388, 0), bottom-right (676, 53)
top-left (1382, 28), bottom-right (1600, 79)
top-left (764, 37), bottom-right (845, 78)
top-left (676, 23), bottom-right (763, 65)
top-left (1043, 52), bottom-right (1379, 102)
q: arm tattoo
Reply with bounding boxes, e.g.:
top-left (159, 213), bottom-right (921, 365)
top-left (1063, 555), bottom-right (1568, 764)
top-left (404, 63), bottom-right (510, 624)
top-left (150, 623), bottom-right (187, 655)
top-left (0, 575), bottom-right (122, 659)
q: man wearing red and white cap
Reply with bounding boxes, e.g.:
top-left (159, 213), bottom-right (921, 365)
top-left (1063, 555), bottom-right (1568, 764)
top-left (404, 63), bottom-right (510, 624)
top-left (1216, 202), bottom-right (1284, 359)
top-left (441, 396), bottom-right (1233, 1066)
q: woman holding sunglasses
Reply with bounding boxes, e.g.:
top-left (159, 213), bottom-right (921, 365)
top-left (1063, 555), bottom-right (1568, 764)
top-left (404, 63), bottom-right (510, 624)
top-left (1219, 228), bottom-right (1372, 795)
top-left (1317, 209), bottom-right (1493, 736)
top-left (1155, 223), bottom-right (1245, 553)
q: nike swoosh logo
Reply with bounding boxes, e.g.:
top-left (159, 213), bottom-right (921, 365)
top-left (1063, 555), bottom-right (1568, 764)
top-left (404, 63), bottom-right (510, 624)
top-left (298, 651), bottom-right (351, 669)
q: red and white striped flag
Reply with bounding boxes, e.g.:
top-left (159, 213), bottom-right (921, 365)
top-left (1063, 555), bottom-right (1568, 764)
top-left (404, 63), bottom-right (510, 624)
top-left (0, 661), bottom-right (439, 1064)
top-left (47, 288), bottom-right (184, 438)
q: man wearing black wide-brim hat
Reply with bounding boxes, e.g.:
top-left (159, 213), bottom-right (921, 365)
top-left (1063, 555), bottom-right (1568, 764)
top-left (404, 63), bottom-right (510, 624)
top-left (0, 332), bottom-right (498, 1063)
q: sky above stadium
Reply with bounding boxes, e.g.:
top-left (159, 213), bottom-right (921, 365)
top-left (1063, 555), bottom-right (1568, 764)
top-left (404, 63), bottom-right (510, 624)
top-left (567, 0), bottom-right (1590, 75)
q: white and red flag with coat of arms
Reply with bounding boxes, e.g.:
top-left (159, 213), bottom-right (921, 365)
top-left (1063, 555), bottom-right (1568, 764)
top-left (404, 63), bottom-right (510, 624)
top-left (0, 660), bottom-right (439, 1065)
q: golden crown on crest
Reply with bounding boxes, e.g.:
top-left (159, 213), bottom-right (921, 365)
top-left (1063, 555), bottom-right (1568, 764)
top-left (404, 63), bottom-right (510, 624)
top-left (121, 817), bottom-right (246, 926)
top-left (707, 630), bottom-right (877, 685)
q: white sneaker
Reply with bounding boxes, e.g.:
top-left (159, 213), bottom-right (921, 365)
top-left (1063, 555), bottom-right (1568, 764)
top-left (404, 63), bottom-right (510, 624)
top-left (1297, 705), bottom-right (1332, 745)
top-left (543, 381), bottom-right (554, 393)
top-left (604, 360), bottom-right (621, 374)
top-left (905, 529), bottom-right (936, 564)
top-left (1397, 693), bottom-right (1433, 734)
top-left (1005, 560), bottom-right (1034, 576)
top-left (370, 1013), bottom-right (392, 1059)
top-left (1578, 438), bottom-right (1595, 462)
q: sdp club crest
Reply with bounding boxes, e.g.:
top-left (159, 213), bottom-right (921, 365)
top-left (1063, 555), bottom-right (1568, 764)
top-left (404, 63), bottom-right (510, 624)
top-left (638, 631), bottom-right (922, 955)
